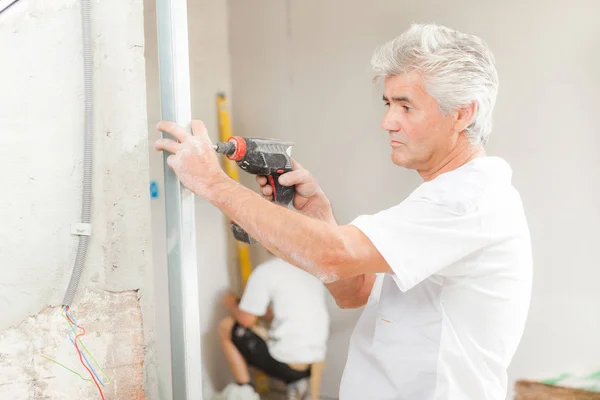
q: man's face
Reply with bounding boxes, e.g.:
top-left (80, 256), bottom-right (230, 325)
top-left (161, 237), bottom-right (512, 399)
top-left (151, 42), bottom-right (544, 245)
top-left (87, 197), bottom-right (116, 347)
top-left (381, 71), bottom-right (459, 171)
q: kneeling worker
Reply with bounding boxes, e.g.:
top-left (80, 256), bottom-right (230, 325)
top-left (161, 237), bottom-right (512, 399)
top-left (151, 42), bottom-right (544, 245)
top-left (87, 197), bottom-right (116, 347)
top-left (213, 256), bottom-right (330, 400)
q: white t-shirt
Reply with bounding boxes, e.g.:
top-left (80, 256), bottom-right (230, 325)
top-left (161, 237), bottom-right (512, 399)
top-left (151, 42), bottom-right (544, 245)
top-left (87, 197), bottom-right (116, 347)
top-left (239, 258), bottom-right (330, 364)
top-left (340, 157), bottom-right (532, 400)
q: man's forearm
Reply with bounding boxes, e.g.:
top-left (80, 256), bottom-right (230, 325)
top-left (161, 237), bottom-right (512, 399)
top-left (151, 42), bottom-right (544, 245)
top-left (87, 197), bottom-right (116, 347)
top-left (300, 195), bottom-right (374, 306)
top-left (327, 274), bottom-right (376, 309)
top-left (206, 178), bottom-right (350, 282)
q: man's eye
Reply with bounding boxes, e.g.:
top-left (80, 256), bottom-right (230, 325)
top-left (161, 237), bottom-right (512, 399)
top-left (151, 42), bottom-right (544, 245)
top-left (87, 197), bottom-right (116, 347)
top-left (384, 102), bottom-right (390, 108)
top-left (403, 106), bottom-right (411, 112)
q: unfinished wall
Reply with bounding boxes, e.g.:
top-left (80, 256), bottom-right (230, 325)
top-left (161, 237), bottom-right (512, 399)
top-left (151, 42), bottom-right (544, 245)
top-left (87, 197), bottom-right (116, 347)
top-left (0, 0), bottom-right (157, 398)
top-left (0, 291), bottom-right (145, 399)
top-left (144, 0), bottom-right (233, 397)
top-left (228, 0), bottom-right (600, 398)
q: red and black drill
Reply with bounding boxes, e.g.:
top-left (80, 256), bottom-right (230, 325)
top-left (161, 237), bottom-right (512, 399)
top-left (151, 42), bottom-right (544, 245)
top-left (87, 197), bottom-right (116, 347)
top-left (213, 136), bottom-right (295, 244)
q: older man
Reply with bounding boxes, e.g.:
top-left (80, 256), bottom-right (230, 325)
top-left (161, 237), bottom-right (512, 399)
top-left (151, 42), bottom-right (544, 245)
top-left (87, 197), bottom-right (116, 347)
top-left (155, 24), bottom-right (532, 400)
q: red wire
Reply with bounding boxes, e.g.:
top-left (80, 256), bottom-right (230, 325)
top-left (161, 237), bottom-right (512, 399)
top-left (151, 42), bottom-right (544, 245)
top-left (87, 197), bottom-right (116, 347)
top-left (65, 306), bottom-right (106, 400)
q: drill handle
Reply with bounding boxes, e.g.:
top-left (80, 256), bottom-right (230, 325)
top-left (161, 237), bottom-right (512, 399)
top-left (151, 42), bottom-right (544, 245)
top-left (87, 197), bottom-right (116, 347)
top-left (229, 170), bottom-right (295, 245)
top-left (269, 170), bottom-right (295, 208)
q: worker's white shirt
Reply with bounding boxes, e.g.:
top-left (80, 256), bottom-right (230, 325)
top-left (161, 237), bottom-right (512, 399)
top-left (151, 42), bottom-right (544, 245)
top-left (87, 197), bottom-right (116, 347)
top-left (341, 157), bottom-right (532, 400)
top-left (239, 258), bottom-right (330, 364)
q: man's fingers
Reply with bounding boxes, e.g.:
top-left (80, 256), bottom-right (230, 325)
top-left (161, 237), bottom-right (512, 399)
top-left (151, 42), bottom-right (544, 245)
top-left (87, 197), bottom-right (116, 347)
top-left (256, 175), bottom-right (274, 198)
top-left (256, 175), bottom-right (267, 186)
top-left (154, 138), bottom-right (181, 154)
top-left (280, 158), bottom-right (309, 186)
top-left (166, 154), bottom-right (177, 169)
top-left (191, 120), bottom-right (209, 138)
top-left (261, 185), bottom-right (273, 196)
top-left (279, 168), bottom-right (310, 186)
top-left (157, 121), bottom-right (191, 143)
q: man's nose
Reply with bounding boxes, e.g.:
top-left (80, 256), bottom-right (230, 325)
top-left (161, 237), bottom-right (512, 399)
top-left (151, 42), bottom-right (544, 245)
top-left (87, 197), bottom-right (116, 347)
top-left (381, 111), bottom-right (401, 132)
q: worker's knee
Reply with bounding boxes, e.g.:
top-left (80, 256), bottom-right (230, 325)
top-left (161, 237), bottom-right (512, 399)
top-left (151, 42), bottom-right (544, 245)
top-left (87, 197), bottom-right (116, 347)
top-left (218, 316), bottom-right (235, 340)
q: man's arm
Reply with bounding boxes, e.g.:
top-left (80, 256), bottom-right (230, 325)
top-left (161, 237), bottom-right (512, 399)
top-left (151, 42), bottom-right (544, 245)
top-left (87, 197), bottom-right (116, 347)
top-left (259, 165), bottom-right (375, 306)
top-left (258, 168), bottom-right (377, 308)
top-left (223, 292), bottom-right (258, 328)
top-left (210, 176), bottom-right (389, 283)
top-left (327, 274), bottom-right (376, 309)
top-left (154, 120), bottom-right (392, 284)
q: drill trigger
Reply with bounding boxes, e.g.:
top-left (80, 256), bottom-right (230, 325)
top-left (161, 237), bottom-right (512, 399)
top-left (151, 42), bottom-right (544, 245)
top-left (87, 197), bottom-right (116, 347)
top-left (268, 175), bottom-right (277, 202)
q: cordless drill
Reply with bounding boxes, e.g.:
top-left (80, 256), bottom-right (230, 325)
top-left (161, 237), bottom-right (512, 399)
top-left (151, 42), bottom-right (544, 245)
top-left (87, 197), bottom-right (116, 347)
top-left (213, 136), bottom-right (295, 244)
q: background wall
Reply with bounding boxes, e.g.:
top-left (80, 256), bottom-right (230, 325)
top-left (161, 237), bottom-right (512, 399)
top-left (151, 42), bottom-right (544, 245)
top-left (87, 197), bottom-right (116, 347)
top-left (0, 0), bottom-right (157, 399)
top-left (228, 0), bottom-right (600, 398)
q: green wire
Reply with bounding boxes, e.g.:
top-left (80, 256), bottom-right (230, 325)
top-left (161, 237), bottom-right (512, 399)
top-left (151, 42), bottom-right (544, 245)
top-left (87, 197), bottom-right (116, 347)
top-left (61, 310), bottom-right (112, 384)
top-left (40, 354), bottom-right (93, 383)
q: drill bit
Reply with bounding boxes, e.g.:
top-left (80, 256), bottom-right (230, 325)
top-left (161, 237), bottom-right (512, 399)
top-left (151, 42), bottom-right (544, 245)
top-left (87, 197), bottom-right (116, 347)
top-left (213, 141), bottom-right (236, 156)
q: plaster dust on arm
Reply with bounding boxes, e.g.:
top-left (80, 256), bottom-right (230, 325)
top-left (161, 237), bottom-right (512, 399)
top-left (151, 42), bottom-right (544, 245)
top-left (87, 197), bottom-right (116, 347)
top-left (205, 177), bottom-right (392, 282)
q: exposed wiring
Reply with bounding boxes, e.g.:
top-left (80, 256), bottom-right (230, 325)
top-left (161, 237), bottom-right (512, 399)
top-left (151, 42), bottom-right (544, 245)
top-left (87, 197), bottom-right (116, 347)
top-left (64, 307), bottom-right (105, 386)
top-left (39, 307), bottom-right (111, 397)
top-left (73, 325), bottom-right (105, 400)
top-left (61, 313), bottom-right (111, 384)
top-left (40, 354), bottom-right (93, 383)
top-left (64, 306), bottom-right (106, 400)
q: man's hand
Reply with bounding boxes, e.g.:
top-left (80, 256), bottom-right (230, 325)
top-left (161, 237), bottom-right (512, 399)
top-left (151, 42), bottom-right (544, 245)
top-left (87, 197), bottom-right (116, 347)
top-left (256, 160), bottom-right (336, 225)
top-left (154, 120), bottom-right (229, 200)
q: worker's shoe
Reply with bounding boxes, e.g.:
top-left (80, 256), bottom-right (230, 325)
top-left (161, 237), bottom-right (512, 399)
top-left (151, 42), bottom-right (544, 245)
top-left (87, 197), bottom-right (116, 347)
top-left (286, 378), bottom-right (309, 400)
top-left (211, 383), bottom-right (260, 400)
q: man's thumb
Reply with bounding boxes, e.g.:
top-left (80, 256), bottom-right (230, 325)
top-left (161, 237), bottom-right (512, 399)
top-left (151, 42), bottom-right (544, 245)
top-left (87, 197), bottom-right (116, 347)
top-left (279, 168), bottom-right (311, 187)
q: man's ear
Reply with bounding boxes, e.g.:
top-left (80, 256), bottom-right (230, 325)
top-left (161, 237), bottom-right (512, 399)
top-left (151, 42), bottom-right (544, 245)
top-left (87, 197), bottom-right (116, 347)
top-left (454, 102), bottom-right (476, 133)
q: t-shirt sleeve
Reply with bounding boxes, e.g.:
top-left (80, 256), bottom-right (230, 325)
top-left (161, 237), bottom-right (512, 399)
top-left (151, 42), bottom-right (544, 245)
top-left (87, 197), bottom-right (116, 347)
top-left (350, 198), bottom-right (490, 292)
top-left (239, 265), bottom-right (271, 316)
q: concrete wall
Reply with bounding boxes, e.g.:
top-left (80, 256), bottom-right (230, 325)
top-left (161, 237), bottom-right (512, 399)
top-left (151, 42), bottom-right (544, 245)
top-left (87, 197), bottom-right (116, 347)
top-left (228, 0), bottom-right (600, 398)
top-left (0, 0), bottom-right (157, 399)
top-left (143, 0), bottom-right (234, 397)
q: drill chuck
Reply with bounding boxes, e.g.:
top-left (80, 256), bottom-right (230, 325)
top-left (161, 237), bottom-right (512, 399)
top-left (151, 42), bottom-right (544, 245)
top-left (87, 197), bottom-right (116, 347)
top-left (213, 141), bottom-right (236, 156)
top-left (214, 136), bottom-right (248, 161)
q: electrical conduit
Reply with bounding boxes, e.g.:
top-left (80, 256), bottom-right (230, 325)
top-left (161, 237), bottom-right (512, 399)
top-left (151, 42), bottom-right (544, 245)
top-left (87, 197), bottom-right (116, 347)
top-left (63, 0), bottom-right (94, 306)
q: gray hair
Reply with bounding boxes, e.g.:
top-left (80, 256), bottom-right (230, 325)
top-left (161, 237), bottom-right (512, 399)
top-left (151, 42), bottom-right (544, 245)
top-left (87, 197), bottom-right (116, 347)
top-left (372, 24), bottom-right (499, 145)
